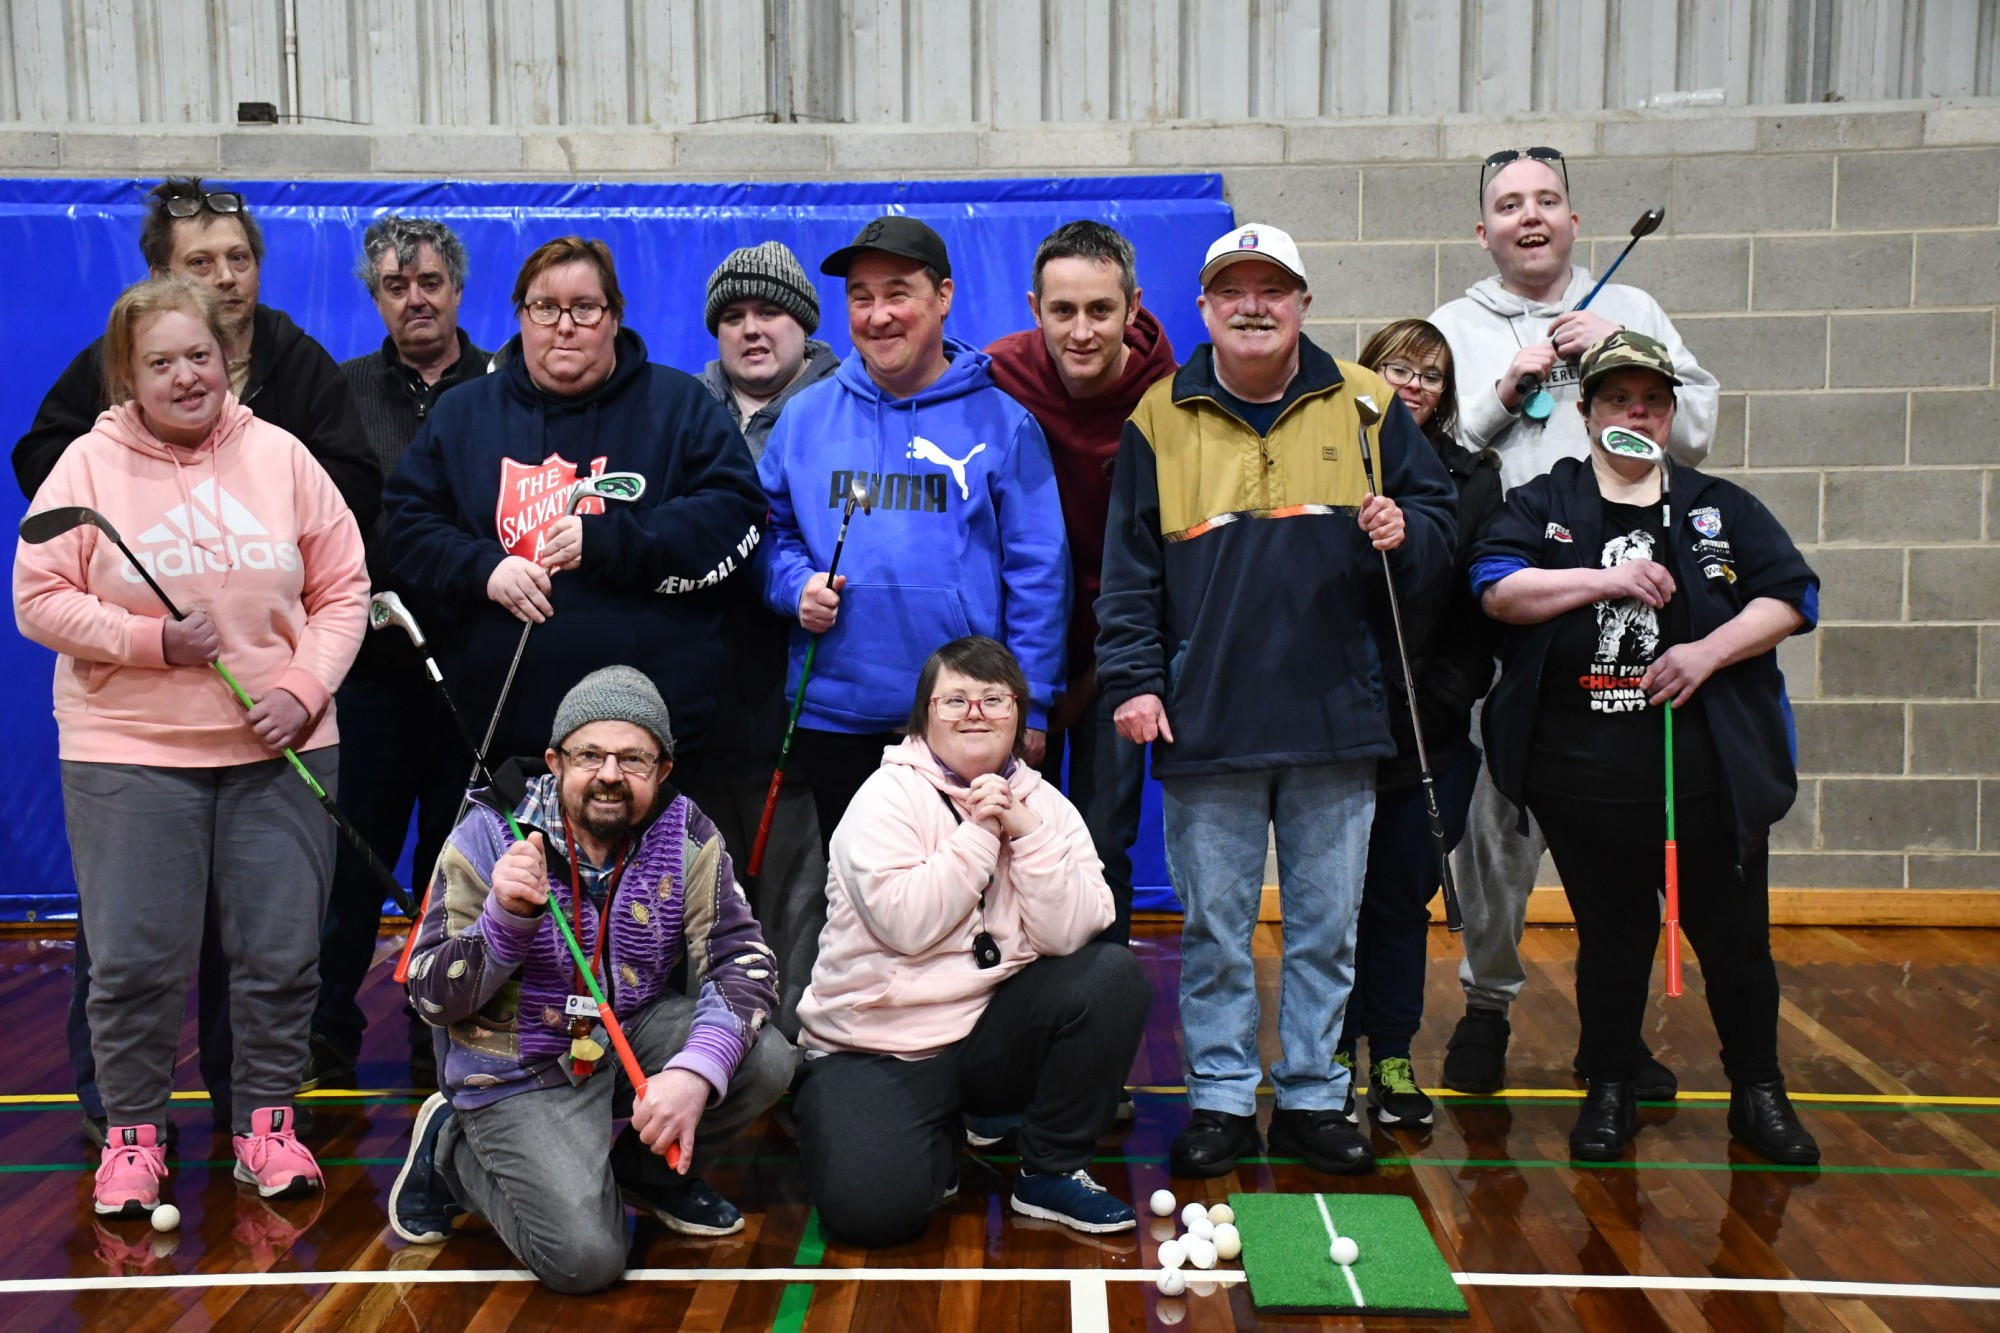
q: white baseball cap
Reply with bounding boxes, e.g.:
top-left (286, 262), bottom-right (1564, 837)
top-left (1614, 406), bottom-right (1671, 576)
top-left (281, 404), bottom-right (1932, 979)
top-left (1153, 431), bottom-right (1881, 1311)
top-left (1199, 222), bottom-right (1308, 288)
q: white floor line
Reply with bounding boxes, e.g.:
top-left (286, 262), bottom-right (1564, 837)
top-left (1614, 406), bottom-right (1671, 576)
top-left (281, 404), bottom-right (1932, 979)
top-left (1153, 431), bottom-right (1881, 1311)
top-left (1, 1266), bottom-right (1997, 1304)
top-left (1311, 1192), bottom-right (1365, 1308)
top-left (1068, 1275), bottom-right (1109, 1333)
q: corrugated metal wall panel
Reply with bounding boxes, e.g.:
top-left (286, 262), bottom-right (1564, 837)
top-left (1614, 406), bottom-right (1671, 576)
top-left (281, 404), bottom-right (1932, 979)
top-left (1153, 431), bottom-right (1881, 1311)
top-left (5, 0), bottom-right (1996, 127)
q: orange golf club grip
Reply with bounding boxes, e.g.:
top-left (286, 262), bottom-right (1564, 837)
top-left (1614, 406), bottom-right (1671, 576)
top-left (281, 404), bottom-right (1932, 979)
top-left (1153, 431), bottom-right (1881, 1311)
top-left (392, 879), bottom-right (435, 984)
top-left (747, 768), bottom-right (784, 877)
top-left (1664, 839), bottom-right (1683, 998)
top-left (599, 1006), bottom-right (682, 1170)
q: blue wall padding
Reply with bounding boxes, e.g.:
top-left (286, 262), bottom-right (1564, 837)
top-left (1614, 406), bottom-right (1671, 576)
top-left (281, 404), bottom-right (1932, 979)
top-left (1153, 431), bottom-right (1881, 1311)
top-left (2, 174), bottom-right (1236, 919)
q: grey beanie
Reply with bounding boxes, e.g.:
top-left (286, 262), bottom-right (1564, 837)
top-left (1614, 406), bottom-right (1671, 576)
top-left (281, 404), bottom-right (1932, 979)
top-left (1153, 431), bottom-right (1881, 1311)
top-left (705, 240), bottom-right (819, 336)
top-left (551, 666), bottom-right (675, 757)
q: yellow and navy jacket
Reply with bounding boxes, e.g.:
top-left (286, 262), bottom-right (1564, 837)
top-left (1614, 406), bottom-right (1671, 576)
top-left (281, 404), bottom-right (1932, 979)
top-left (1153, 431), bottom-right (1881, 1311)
top-left (1096, 336), bottom-right (1457, 778)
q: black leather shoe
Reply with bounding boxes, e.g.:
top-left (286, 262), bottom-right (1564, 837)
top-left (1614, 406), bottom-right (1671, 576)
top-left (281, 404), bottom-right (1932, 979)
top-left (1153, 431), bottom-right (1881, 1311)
top-left (1441, 1008), bottom-right (1510, 1094)
top-left (1573, 1043), bottom-right (1678, 1101)
top-left (1569, 1079), bottom-right (1637, 1162)
top-left (1169, 1109), bottom-right (1259, 1178)
top-left (1268, 1108), bottom-right (1375, 1176)
top-left (1728, 1080), bottom-right (1820, 1165)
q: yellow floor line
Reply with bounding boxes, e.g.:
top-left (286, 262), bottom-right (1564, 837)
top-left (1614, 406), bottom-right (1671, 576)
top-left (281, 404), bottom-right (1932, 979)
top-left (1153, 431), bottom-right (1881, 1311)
top-left (1126, 1084), bottom-right (2000, 1107)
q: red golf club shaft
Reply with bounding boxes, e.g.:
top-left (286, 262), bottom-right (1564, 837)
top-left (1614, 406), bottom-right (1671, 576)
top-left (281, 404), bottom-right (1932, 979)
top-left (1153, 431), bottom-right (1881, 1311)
top-left (1665, 840), bottom-right (1682, 998)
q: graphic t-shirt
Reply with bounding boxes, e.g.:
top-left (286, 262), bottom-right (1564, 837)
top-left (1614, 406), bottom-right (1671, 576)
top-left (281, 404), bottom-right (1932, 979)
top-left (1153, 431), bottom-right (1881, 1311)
top-left (1526, 500), bottom-right (1718, 802)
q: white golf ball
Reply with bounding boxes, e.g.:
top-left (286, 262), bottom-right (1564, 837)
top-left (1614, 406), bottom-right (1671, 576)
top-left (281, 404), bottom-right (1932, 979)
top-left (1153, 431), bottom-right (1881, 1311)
top-left (151, 1203), bottom-right (180, 1232)
top-left (1330, 1235), bottom-right (1360, 1266)
top-left (1155, 1267), bottom-right (1187, 1297)
top-left (1184, 1212), bottom-right (1214, 1241)
top-left (1212, 1221), bottom-right (1242, 1261)
top-left (1149, 1188), bottom-right (1177, 1217)
top-left (1206, 1202), bottom-right (1235, 1226)
top-left (1188, 1279), bottom-right (1218, 1298)
top-left (1179, 1201), bottom-right (1208, 1229)
top-left (1184, 1234), bottom-right (1217, 1270)
top-left (1158, 1238), bottom-right (1186, 1270)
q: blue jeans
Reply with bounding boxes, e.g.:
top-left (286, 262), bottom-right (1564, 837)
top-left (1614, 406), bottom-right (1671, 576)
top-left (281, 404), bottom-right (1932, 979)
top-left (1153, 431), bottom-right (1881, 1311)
top-left (1162, 761), bottom-right (1375, 1115)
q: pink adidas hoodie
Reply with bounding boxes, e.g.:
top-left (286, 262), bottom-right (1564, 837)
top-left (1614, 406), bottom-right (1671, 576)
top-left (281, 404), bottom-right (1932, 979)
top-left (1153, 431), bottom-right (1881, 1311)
top-left (798, 736), bottom-right (1115, 1059)
top-left (14, 396), bottom-right (368, 767)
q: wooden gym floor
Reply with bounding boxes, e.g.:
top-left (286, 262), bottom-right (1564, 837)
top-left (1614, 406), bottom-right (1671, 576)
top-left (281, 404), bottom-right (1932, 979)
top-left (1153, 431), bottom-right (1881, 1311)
top-left (0, 922), bottom-right (1997, 1331)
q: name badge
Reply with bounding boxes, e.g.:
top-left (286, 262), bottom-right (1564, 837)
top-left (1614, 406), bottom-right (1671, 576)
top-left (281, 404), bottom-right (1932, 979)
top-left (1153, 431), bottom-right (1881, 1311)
top-left (564, 994), bottom-right (601, 1019)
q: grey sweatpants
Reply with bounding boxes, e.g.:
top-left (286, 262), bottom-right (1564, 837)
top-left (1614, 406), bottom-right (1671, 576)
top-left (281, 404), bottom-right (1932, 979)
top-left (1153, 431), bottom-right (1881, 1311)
top-left (1450, 710), bottom-right (1548, 1014)
top-left (61, 750), bottom-right (337, 1135)
top-left (437, 991), bottom-right (797, 1294)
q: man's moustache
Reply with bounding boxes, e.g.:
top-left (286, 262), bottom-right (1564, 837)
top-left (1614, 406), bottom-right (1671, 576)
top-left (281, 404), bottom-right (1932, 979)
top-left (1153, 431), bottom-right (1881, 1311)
top-left (1228, 318), bottom-right (1279, 331)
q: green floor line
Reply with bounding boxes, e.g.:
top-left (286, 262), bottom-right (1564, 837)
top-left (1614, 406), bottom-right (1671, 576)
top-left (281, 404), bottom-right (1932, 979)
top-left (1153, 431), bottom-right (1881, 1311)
top-left (770, 1208), bottom-right (825, 1333)
top-left (0, 1156), bottom-right (404, 1174)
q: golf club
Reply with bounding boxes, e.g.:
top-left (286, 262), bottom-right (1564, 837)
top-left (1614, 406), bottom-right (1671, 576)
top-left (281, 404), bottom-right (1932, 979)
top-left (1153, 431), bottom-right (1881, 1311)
top-left (395, 469), bottom-right (648, 985)
top-left (368, 591), bottom-right (489, 780)
top-left (1514, 206), bottom-right (1668, 415)
top-left (748, 477), bottom-right (871, 877)
top-left (17, 505), bottom-right (414, 916)
top-left (1603, 425), bottom-right (1682, 999)
top-left (1352, 396), bottom-right (1464, 933)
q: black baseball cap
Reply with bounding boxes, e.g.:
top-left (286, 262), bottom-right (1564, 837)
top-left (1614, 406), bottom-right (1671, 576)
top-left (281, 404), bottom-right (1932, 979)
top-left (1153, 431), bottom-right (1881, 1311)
top-left (820, 215), bottom-right (952, 280)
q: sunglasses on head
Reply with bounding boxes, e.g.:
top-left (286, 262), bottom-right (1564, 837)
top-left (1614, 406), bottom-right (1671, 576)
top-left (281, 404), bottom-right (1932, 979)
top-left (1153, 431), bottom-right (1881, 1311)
top-left (161, 190), bottom-right (245, 219)
top-left (1479, 147), bottom-right (1568, 205)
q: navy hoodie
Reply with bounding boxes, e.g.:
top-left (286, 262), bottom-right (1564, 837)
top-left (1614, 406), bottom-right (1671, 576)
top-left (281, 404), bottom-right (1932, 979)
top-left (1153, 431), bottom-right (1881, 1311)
top-left (383, 327), bottom-right (764, 760)
top-left (757, 337), bottom-right (1070, 733)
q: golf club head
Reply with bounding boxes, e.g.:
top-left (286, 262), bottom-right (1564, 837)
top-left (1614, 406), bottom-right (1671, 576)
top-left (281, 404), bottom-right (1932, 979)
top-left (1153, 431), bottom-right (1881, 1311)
top-left (19, 505), bottom-right (121, 546)
top-left (846, 477), bottom-right (872, 516)
top-left (1631, 207), bottom-right (1665, 238)
top-left (1601, 426), bottom-right (1666, 463)
top-left (1354, 393), bottom-right (1382, 426)
top-left (368, 591), bottom-right (427, 648)
top-left (564, 470), bottom-right (649, 514)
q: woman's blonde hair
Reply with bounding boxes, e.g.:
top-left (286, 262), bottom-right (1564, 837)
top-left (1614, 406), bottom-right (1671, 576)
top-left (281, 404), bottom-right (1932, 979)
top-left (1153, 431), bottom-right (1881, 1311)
top-left (101, 276), bottom-right (228, 405)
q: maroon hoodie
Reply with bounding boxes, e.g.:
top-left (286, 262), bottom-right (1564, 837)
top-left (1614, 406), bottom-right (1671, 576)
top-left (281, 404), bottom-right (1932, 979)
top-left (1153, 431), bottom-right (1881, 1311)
top-left (986, 308), bottom-right (1177, 685)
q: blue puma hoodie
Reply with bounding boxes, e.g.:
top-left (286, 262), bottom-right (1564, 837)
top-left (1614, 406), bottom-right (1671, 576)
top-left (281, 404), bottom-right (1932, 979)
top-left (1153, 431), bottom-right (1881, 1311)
top-left (757, 336), bottom-right (1070, 733)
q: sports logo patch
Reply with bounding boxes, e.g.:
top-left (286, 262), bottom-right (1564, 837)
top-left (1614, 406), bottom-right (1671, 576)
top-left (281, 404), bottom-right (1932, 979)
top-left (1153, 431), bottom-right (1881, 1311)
top-left (1238, 230), bottom-right (1260, 250)
top-left (496, 453), bottom-right (612, 561)
top-left (1691, 506), bottom-right (1723, 539)
top-left (1545, 522), bottom-right (1573, 543)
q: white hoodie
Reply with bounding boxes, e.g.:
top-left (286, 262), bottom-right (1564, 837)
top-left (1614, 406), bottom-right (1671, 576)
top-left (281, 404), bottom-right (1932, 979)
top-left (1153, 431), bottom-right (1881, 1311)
top-left (1429, 265), bottom-right (1718, 490)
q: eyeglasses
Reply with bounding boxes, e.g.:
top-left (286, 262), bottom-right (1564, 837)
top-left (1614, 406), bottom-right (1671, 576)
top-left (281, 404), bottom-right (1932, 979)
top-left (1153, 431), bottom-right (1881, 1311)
top-left (1479, 146), bottom-right (1568, 205)
top-left (525, 299), bottom-right (609, 327)
top-left (557, 746), bottom-right (661, 776)
top-left (161, 190), bottom-right (245, 219)
top-left (931, 693), bottom-right (1017, 721)
top-left (1378, 361), bottom-right (1446, 392)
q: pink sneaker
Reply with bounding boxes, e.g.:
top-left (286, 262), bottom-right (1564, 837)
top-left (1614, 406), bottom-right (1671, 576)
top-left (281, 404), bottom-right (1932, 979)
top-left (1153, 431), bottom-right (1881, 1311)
top-left (232, 1106), bottom-right (324, 1199)
top-left (94, 1124), bottom-right (168, 1219)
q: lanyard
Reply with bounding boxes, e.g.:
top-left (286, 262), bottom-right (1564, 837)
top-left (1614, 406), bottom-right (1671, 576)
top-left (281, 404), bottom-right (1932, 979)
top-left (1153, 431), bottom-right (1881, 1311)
top-left (559, 811), bottom-right (629, 1003)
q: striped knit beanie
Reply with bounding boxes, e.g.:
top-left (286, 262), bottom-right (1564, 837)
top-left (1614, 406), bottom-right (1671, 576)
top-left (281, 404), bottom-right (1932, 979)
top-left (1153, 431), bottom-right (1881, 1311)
top-left (704, 240), bottom-right (819, 336)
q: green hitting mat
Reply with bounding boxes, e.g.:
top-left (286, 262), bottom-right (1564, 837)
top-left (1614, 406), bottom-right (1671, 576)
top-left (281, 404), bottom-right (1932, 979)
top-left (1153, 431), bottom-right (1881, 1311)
top-left (1228, 1192), bottom-right (1467, 1316)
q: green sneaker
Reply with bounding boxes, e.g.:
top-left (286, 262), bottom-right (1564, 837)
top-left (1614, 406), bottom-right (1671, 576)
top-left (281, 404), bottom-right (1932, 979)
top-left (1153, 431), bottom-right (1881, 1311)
top-left (1369, 1056), bottom-right (1435, 1127)
top-left (1333, 1050), bottom-right (1359, 1125)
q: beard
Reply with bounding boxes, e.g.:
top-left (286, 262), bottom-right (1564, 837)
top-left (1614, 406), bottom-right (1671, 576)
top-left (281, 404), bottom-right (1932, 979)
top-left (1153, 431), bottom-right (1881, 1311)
top-left (570, 777), bottom-right (641, 846)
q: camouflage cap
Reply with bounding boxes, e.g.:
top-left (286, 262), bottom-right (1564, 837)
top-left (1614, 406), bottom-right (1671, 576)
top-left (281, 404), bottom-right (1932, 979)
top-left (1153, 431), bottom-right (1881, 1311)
top-left (1578, 329), bottom-right (1682, 395)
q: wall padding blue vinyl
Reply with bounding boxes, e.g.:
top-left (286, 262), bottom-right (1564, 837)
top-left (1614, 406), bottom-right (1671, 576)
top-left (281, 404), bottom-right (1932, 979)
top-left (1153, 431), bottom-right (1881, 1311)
top-left (1, 174), bottom-right (1235, 919)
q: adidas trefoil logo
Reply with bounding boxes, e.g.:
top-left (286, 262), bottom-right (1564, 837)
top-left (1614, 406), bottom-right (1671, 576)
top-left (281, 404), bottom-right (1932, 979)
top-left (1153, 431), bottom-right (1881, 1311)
top-left (124, 478), bottom-right (298, 582)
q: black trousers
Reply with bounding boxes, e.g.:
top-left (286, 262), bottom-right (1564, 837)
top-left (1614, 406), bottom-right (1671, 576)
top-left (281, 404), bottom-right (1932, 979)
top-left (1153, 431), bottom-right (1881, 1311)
top-left (792, 727), bottom-right (901, 853)
top-left (796, 943), bottom-right (1151, 1248)
top-left (1529, 790), bottom-right (1781, 1086)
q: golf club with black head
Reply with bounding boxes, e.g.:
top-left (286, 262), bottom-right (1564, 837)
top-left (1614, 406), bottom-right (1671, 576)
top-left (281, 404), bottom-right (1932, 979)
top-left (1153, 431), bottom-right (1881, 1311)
top-left (1352, 396), bottom-right (1465, 933)
top-left (1514, 206), bottom-right (1667, 414)
top-left (394, 470), bottom-right (649, 984)
top-left (17, 504), bottom-right (414, 915)
top-left (368, 590), bottom-right (489, 780)
top-left (1602, 424), bottom-right (1682, 999)
top-left (749, 477), bottom-right (871, 877)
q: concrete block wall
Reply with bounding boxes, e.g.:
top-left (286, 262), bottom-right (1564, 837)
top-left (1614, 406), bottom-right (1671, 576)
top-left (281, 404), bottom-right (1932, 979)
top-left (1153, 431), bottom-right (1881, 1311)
top-left (3, 100), bottom-right (1995, 890)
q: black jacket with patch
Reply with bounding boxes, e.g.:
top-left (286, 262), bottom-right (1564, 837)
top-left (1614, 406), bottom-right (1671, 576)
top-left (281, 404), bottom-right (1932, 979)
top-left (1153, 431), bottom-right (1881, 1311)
top-left (1471, 457), bottom-right (1818, 857)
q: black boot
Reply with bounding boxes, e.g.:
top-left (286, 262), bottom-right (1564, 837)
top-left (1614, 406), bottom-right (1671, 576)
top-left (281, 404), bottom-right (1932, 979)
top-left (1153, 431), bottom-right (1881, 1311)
top-left (1573, 1041), bottom-right (1678, 1101)
top-left (1568, 1079), bottom-right (1637, 1162)
top-left (1441, 1008), bottom-right (1510, 1094)
top-left (1728, 1079), bottom-right (1820, 1165)
top-left (1169, 1109), bottom-right (1260, 1178)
